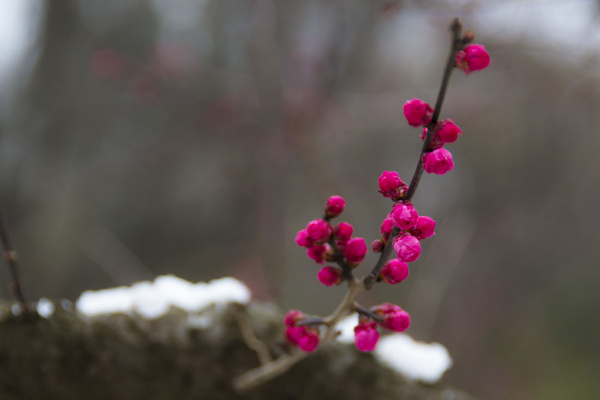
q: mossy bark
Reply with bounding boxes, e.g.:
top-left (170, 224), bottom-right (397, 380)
top-left (0, 301), bottom-right (479, 400)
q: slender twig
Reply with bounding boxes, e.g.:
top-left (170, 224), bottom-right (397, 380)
top-left (0, 206), bottom-right (31, 315)
top-left (229, 304), bottom-right (272, 365)
top-left (363, 18), bottom-right (463, 290)
top-left (351, 302), bottom-right (384, 324)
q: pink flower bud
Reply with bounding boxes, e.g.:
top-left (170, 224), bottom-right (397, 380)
top-left (298, 328), bottom-right (320, 352)
top-left (403, 98), bottom-right (434, 127)
top-left (306, 219), bottom-right (332, 243)
top-left (354, 321), bottom-right (380, 352)
top-left (423, 148), bottom-right (454, 175)
top-left (325, 195), bottom-right (346, 218)
top-left (307, 245), bottom-right (327, 264)
top-left (371, 240), bottom-right (383, 253)
top-left (456, 44), bottom-right (491, 75)
top-left (295, 229), bottom-right (312, 247)
top-left (436, 119), bottom-right (462, 144)
top-left (343, 237), bottom-right (368, 264)
top-left (380, 259), bottom-right (409, 284)
top-left (317, 266), bottom-right (343, 286)
top-left (391, 202), bottom-right (419, 230)
top-left (285, 325), bottom-right (306, 344)
top-left (409, 216), bottom-right (436, 240)
top-left (380, 216), bottom-right (394, 241)
top-left (284, 309), bottom-right (305, 326)
top-left (334, 222), bottom-right (353, 242)
top-left (384, 310), bottom-right (411, 332)
top-left (378, 171), bottom-right (406, 198)
top-left (393, 234), bottom-right (421, 262)
top-left (373, 303), bottom-right (401, 316)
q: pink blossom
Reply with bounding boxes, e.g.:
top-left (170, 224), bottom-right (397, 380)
top-left (317, 266), bottom-right (342, 286)
top-left (410, 216), bottom-right (436, 240)
top-left (380, 259), bottom-right (409, 284)
top-left (393, 234), bottom-right (421, 262)
top-left (334, 222), bottom-right (353, 242)
top-left (436, 119), bottom-right (462, 144)
top-left (307, 245), bottom-right (327, 264)
top-left (354, 321), bottom-right (380, 352)
top-left (384, 310), bottom-right (411, 332)
top-left (380, 216), bottom-right (394, 241)
top-left (298, 329), bottom-right (320, 352)
top-left (284, 309), bottom-right (305, 326)
top-left (295, 229), bottom-right (312, 247)
top-left (423, 148), bottom-right (454, 175)
top-left (391, 202), bottom-right (419, 230)
top-left (306, 219), bottom-right (332, 243)
top-left (343, 237), bottom-right (368, 264)
top-left (371, 240), bottom-right (383, 253)
top-left (285, 325), bottom-right (306, 344)
top-left (378, 171), bottom-right (406, 198)
top-left (325, 195), bottom-right (346, 218)
top-left (403, 98), bottom-right (434, 127)
top-left (456, 44), bottom-right (491, 75)
top-left (373, 303), bottom-right (401, 316)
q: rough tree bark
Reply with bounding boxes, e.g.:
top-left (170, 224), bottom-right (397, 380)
top-left (0, 300), bottom-right (480, 400)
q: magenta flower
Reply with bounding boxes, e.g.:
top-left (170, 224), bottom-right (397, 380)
top-left (378, 170), bottom-right (406, 198)
top-left (410, 216), bottom-right (436, 240)
top-left (380, 216), bottom-right (394, 241)
top-left (393, 234), bottom-right (421, 262)
top-left (384, 310), bottom-right (411, 332)
top-left (284, 309), bottom-right (305, 326)
top-left (306, 219), bottom-right (332, 243)
top-left (423, 148), bottom-right (454, 175)
top-left (295, 229), bottom-right (312, 247)
top-left (391, 201), bottom-right (419, 230)
top-left (456, 44), bottom-right (491, 75)
top-left (373, 303), bottom-right (401, 316)
top-left (354, 321), bottom-right (380, 352)
top-left (436, 119), bottom-right (462, 144)
top-left (317, 266), bottom-right (342, 286)
top-left (380, 259), bottom-right (409, 284)
top-left (285, 325), bottom-right (306, 344)
top-left (343, 237), bottom-right (368, 264)
top-left (307, 245), bottom-right (327, 264)
top-left (334, 222), bottom-right (353, 242)
top-left (403, 98), bottom-right (434, 127)
top-left (298, 329), bottom-right (320, 352)
top-left (325, 195), bottom-right (346, 218)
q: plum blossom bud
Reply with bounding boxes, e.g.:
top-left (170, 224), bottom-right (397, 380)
top-left (378, 171), bottom-right (407, 199)
top-left (306, 219), bottom-right (332, 243)
top-left (354, 321), bottom-right (380, 352)
top-left (393, 234), bottom-right (421, 262)
top-left (436, 119), bottom-right (462, 144)
top-left (307, 245), bottom-right (327, 264)
top-left (284, 309), bottom-right (305, 326)
top-left (334, 222), bottom-right (353, 242)
top-left (343, 237), bottom-right (368, 264)
top-left (298, 328), bottom-right (320, 352)
top-left (380, 216), bottom-right (394, 242)
top-left (384, 310), bottom-right (411, 332)
top-left (379, 259), bottom-right (409, 284)
top-left (295, 229), bottom-right (312, 247)
top-left (456, 44), bottom-right (491, 75)
top-left (410, 216), bottom-right (436, 240)
top-left (285, 325), bottom-right (306, 344)
top-left (403, 98), bottom-right (434, 127)
top-left (317, 266), bottom-right (343, 286)
top-left (423, 148), bottom-right (454, 175)
top-left (391, 202), bottom-right (419, 230)
top-left (371, 240), bottom-right (383, 253)
top-left (325, 195), bottom-right (346, 218)
top-left (373, 303), bottom-right (401, 316)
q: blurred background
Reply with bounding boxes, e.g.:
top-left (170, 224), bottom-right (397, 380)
top-left (1, 0), bottom-right (600, 399)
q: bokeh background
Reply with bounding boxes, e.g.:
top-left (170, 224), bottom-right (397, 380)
top-left (1, 0), bottom-right (599, 399)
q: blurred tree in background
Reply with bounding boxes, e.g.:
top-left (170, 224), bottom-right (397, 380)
top-left (1, 1), bottom-right (600, 399)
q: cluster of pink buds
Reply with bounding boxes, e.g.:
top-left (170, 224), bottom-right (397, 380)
top-left (282, 27), bottom-right (490, 356)
top-left (295, 196), bottom-right (367, 282)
